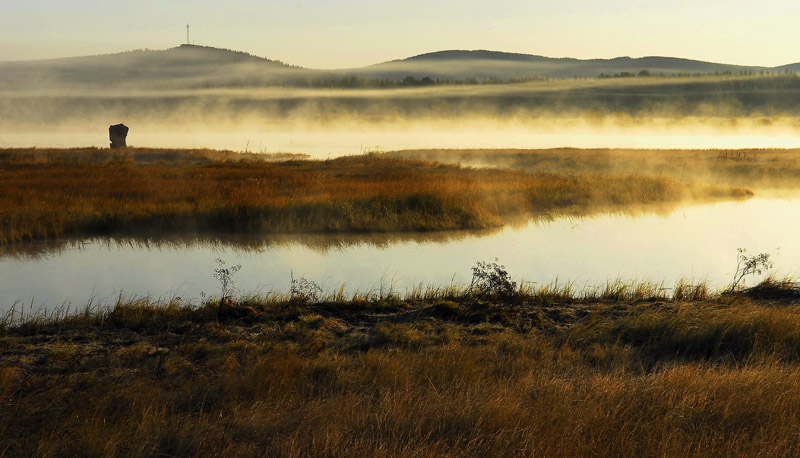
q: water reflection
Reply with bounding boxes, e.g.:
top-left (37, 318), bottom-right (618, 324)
top-left (0, 202), bottom-right (685, 261)
top-left (0, 227), bottom-right (502, 260)
top-left (1, 198), bottom-right (798, 313)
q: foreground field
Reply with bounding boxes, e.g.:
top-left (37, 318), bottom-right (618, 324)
top-left (2, 278), bottom-right (800, 456)
top-left (0, 148), bottom-right (749, 245)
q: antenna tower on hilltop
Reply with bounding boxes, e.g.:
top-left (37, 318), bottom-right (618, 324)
top-left (186, 24), bottom-right (190, 44)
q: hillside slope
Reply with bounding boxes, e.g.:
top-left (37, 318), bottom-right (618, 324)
top-left (350, 50), bottom-right (769, 80)
top-left (0, 45), bottom-right (795, 90)
top-left (0, 44), bottom-right (302, 90)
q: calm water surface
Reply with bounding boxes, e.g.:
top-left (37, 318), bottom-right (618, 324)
top-left (2, 197), bottom-right (799, 313)
top-left (4, 130), bottom-right (800, 156)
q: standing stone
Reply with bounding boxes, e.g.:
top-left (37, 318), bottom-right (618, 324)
top-left (109, 124), bottom-right (129, 148)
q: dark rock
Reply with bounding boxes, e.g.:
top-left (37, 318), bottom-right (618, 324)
top-left (109, 123), bottom-right (129, 148)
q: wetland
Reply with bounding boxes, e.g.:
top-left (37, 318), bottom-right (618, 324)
top-left (4, 144), bottom-right (800, 457)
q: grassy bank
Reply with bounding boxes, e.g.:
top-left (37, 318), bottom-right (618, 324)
top-left (0, 148), bottom-right (749, 245)
top-left (3, 277), bottom-right (800, 456)
top-left (391, 147), bottom-right (800, 190)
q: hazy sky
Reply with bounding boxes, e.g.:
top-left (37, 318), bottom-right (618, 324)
top-left (2, 0), bottom-right (799, 68)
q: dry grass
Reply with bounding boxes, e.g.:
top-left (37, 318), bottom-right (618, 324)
top-left (3, 280), bottom-right (800, 456)
top-left (0, 147), bottom-right (748, 245)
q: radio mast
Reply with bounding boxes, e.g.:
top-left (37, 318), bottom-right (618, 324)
top-left (186, 24), bottom-right (190, 44)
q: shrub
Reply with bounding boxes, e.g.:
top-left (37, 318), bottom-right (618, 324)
top-left (728, 249), bottom-right (773, 292)
top-left (465, 259), bottom-right (518, 303)
top-left (289, 272), bottom-right (323, 306)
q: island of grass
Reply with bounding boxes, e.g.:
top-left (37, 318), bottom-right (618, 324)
top-left (0, 147), bottom-right (752, 245)
top-left (2, 277), bottom-right (800, 456)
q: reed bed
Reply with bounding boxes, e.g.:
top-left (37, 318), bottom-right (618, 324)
top-left (3, 278), bottom-right (800, 457)
top-left (0, 148), bottom-right (749, 245)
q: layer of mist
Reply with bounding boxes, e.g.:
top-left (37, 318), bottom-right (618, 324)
top-left (390, 147), bottom-right (800, 191)
top-left (4, 74), bottom-right (800, 152)
top-left (6, 76), bottom-right (800, 126)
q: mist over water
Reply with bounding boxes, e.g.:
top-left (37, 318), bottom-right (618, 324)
top-left (5, 76), bottom-right (800, 154)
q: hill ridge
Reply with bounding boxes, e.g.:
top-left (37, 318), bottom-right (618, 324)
top-left (1, 44), bottom-right (797, 90)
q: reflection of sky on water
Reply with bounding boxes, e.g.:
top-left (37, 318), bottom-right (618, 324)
top-left (2, 197), bottom-right (799, 313)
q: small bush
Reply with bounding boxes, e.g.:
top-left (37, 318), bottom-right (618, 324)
top-left (728, 249), bottom-right (773, 292)
top-left (289, 273), bottom-right (323, 306)
top-left (465, 259), bottom-right (518, 303)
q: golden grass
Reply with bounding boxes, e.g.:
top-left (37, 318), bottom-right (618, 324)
top-left (3, 280), bottom-right (800, 457)
top-left (0, 147), bottom-right (749, 245)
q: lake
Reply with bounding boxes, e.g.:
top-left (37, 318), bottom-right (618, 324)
top-left (4, 127), bottom-right (800, 156)
top-left (1, 196), bottom-right (797, 314)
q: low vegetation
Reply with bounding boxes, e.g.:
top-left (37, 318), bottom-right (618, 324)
top-left (0, 147), bottom-right (749, 245)
top-left (3, 275), bottom-right (800, 456)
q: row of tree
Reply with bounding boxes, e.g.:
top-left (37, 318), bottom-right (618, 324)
top-left (599, 69), bottom-right (796, 79)
top-left (279, 74), bottom-right (549, 88)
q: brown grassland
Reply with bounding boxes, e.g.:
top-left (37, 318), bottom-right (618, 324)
top-left (3, 278), bottom-right (800, 456)
top-left (0, 147), bottom-right (751, 245)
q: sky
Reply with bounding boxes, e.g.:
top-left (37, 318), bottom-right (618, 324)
top-left (2, 0), bottom-right (800, 68)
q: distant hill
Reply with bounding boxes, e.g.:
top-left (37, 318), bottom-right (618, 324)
top-left (350, 50), bottom-right (770, 80)
top-left (0, 44), bottom-right (302, 90)
top-left (775, 62), bottom-right (800, 73)
top-left (0, 45), bottom-right (796, 91)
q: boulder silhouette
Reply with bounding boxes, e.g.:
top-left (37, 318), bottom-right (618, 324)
top-left (109, 124), bottom-right (129, 148)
